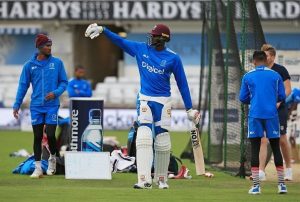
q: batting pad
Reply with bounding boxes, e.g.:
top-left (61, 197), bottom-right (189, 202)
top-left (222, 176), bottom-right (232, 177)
top-left (154, 132), bottom-right (171, 183)
top-left (136, 126), bottom-right (153, 184)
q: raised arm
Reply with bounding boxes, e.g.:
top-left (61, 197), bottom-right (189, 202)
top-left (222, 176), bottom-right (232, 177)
top-left (85, 23), bottom-right (141, 57)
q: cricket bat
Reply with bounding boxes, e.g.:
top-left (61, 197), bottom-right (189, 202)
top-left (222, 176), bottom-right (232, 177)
top-left (190, 122), bottom-right (205, 175)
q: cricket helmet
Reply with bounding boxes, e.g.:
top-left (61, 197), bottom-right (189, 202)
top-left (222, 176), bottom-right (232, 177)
top-left (148, 24), bottom-right (171, 47)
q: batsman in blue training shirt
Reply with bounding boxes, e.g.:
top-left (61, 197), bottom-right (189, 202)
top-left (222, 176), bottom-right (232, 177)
top-left (67, 65), bottom-right (92, 98)
top-left (239, 51), bottom-right (287, 195)
top-left (85, 23), bottom-right (200, 189)
top-left (13, 34), bottom-right (68, 178)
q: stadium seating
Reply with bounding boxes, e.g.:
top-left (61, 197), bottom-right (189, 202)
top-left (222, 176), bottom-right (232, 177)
top-left (1, 72), bottom-right (200, 109)
top-left (93, 76), bottom-right (200, 109)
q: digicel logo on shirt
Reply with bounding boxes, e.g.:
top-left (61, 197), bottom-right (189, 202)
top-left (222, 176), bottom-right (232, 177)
top-left (142, 61), bottom-right (165, 74)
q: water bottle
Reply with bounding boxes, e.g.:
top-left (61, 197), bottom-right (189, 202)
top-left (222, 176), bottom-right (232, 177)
top-left (81, 109), bottom-right (103, 152)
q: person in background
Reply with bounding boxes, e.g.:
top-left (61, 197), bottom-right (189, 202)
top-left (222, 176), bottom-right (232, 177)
top-left (13, 34), bottom-right (68, 178)
top-left (259, 44), bottom-right (293, 181)
top-left (239, 50), bottom-right (287, 194)
top-left (67, 65), bottom-right (92, 98)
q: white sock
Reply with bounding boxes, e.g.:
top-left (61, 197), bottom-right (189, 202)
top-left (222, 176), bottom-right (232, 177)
top-left (49, 154), bottom-right (55, 159)
top-left (154, 132), bottom-right (171, 183)
top-left (35, 161), bottom-right (41, 170)
top-left (136, 126), bottom-right (153, 184)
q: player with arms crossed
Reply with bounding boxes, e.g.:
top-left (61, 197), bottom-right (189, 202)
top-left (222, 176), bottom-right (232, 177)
top-left (259, 44), bottom-right (293, 181)
top-left (13, 34), bottom-right (68, 178)
top-left (85, 23), bottom-right (200, 189)
top-left (240, 51), bottom-right (287, 194)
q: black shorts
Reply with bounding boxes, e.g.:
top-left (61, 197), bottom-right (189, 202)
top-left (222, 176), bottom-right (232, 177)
top-left (278, 104), bottom-right (288, 135)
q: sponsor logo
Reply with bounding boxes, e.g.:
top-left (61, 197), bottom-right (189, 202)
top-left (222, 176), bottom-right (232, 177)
top-left (190, 129), bottom-right (199, 148)
top-left (249, 131), bottom-right (255, 135)
top-left (141, 107), bottom-right (147, 113)
top-left (51, 114), bottom-right (57, 121)
top-left (70, 110), bottom-right (79, 151)
top-left (49, 63), bottom-right (55, 69)
top-left (140, 175), bottom-right (146, 181)
top-left (141, 61), bottom-right (164, 74)
top-left (31, 66), bottom-right (37, 70)
top-left (273, 131), bottom-right (279, 135)
top-left (143, 54), bottom-right (149, 58)
top-left (31, 119), bottom-right (37, 123)
top-left (167, 109), bottom-right (171, 117)
top-left (160, 60), bottom-right (167, 67)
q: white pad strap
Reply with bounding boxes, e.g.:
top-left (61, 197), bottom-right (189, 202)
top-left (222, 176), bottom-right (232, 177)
top-left (136, 126), bottom-right (153, 184)
top-left (154, 132), bottom-right (171, 183)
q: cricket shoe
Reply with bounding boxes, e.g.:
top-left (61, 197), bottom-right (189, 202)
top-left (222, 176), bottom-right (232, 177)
top-left (278, 183), bottom-right (287, 194)
top-left (133, 182), bottom-right (152, 189)
top-left (173, 165), bottom-right (192, 179)
top-left (46, 156), bottom-right (56, 176)
top-left (248, 185), bottom-right (261, 195)
top-left (158, 180), bottom-right (169, 189)
top-left (284, 168), bottom-right (293, 181)
top-left (30, 167), bottom-right (43, 178)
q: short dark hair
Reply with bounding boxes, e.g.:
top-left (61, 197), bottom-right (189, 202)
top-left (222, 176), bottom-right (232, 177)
top-left (252, 50), bottom-right (267, 62)
top-left (75, 65), bottom-right (85, 71)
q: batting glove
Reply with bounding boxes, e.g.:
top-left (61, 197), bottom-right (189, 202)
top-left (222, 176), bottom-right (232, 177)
top-left (85, 23), bottom-right (104, 39)
top-left (187, 109), bottom-right (201, 125)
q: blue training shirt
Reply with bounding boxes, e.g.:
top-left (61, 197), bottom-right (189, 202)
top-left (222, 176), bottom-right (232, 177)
top-left (103, 28), bottom-right (193, 110)
top-left (67, 78), bottom-right (92, 98)
top-left (239, 65), bottom-right (286, 119)
top-left (13, 53), bottom-right (68, 109)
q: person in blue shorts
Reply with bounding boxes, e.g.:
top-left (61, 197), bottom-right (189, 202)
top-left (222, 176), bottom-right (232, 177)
top-left (13, 34), bottom-right (68, 178)
top-left (85, 23), bottom-right (200, 189)
top-left (240, 50), bottom-right (287, 194)
top-left (259, 44), bottom-right (293, 181)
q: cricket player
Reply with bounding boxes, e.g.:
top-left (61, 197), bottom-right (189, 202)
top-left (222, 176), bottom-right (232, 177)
top-left (240, 51), bottom-right (287, 194)
top-left (67, 65), bottom-right (92, 98)
top-left (85, 23), bottom-right (200, 189)
top-left (259, 44), bottom-right (293, 181)
top-left (13, 34), bottom-right (68, 178)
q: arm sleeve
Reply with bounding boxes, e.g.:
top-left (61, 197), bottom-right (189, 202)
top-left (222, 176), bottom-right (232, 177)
top-left (280, 66), bottom-right (291, 81)
top-left (173, 56), bottom-right (193, 110)
top-left (67, 80), bottom-right (78, 98)
top-left (103, 28), bottom-right (141, 57)
top-left (239, 76), bottom-right (250, 104)
top-left (277, 77), bottom-right (286, 102)
top-left (79, 81), bottom-right (92, 97)
top-left (13, 64), bottom-right (31, 109)
top-left (53, 60), bottom-right (68, 98)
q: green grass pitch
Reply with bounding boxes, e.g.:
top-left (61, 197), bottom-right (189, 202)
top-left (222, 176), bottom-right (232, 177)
top-left (0, 130), bottom-right (299, 202)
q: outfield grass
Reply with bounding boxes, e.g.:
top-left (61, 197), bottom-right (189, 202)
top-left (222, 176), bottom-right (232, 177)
top-left (0, 130), bottom-right (299, 202)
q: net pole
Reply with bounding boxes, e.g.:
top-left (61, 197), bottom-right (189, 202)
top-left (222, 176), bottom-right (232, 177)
top-left (207, 0), bottom-right (216, 162)
top-left (223, 0), bottom-right (232, 170)
top-left (239, 0), bottom-right (248, 178)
